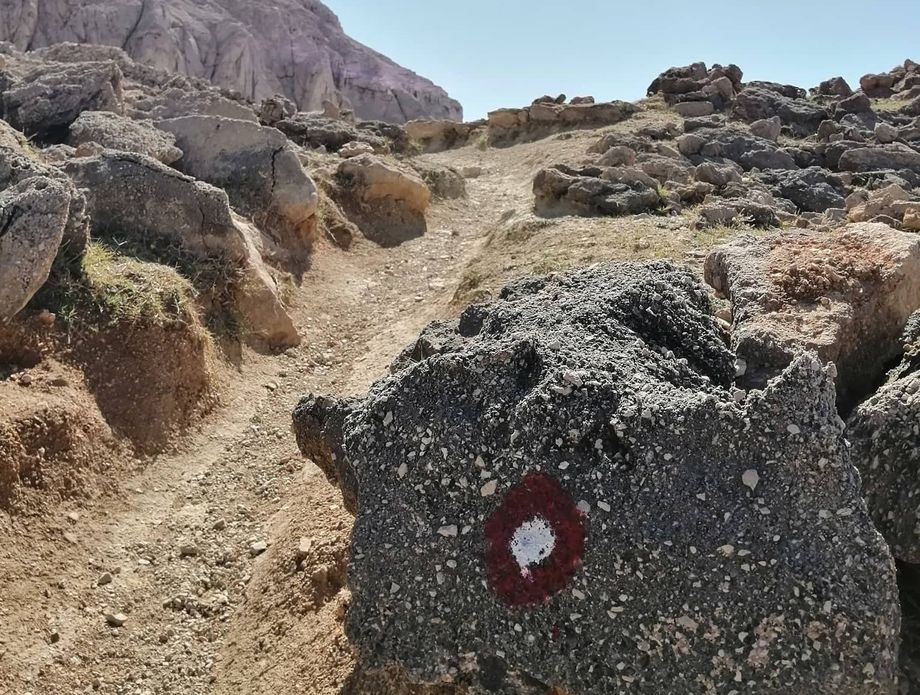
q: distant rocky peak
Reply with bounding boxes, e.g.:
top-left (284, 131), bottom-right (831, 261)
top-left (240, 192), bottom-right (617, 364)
top-left (0, 0), bottom-right (462, 123)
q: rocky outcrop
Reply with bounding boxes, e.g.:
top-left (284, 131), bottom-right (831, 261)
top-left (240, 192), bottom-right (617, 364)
top-left (849, 314), bottom-right (920, 563)
top-left (487, 100), bottom-right (638, 146)
top-left (67, 111), bottom-right (182, 164)
top-left (732, 87), bottom-right (828, 137)
top-left (705, 223), bottom-right (920, 410)
top-left (158, 116), bottom-right (318, 267)
top-left (0, 0), bottom-right (462, 123)
top-left (2, 60), bottom-right (124, 138)
top-left (294, 262), bottom-right (899, 695)
top-left (0, 177), bottom-right (71, 319)
top-left (405, 119), bottom-right (484, 153)
top-left (533, 164), bottom-right (665, 217)
top-left (63, 151), bottom-right (299, 348)
top-left (331, 154), bottom-right (430, 246)
top-left (646, 62), bottom-right (743, 111)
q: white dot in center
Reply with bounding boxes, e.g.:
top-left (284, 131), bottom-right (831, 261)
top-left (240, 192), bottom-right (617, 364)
top-left (510, 516), bottom-right (556, 577)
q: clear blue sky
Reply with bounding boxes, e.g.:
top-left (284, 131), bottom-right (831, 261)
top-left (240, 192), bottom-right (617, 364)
top-left (325, 0), bottom-right (920, 121)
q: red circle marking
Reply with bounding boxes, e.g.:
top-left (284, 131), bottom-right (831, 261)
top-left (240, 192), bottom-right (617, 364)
top-left (484, 472), bottom-right (586, 607)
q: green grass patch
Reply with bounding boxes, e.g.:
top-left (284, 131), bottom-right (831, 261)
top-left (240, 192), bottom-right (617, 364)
top-left (31, 242), bottom-right (197, 328)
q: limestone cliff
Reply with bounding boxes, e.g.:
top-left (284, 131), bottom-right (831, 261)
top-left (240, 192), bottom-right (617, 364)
top-left (0, 0), bottom-right (462, 123)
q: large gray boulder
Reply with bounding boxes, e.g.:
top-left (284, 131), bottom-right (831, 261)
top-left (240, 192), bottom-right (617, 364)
top-left (158, 116), bottom-right (318, 266)
top-left (63, 151), bottom-right (299, 349)
top-left (533, 164), bottom-right (664, 217)
top-left (849, 313), bottom-right (920, 563)
top-left (294, 263), bottom-right (899, 695)
top-left (67, 110), bottom-right (182, 164)
top-left (0, 177), bottom-right (70, 319)
top-left (705, 223), bottom-right (920, 410)
top-left (0, 0), bottom-right (462, 123)
top-left (2, 60), bottom-right (124, 138)
top-left (0, 123), bottom-right (89, 256)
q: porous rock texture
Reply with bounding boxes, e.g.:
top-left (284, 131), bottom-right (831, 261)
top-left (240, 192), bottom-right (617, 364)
top-left (294, 263), bottom-right (899, 695)
top-left (0, 177), bottom-right (70, 319)
top-left (0, 120), bottom-right (89, 256)
top-left (848, 312), bottom-right (920, 563)
top-left (705, 223), bottom-right (920, 411)
top-left (0, 0), bottom-right (462, 123)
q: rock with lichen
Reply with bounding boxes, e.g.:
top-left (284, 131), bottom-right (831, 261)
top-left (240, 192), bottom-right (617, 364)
top-left (294, 262), bottom-right (899, 695)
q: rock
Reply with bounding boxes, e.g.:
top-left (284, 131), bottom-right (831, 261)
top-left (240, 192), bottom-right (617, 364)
top-left (847, 184), bottom-right (917, 224)
top-left (2, 61), bottom-right (124, 138)
top-left (673, 100), bottom-right (714, 117)
top-left (0, 0), bottom-right (461, 123)
top-left (875, 122), bottom-right (899, 144)
top-left (460, 166), bottom-right (483, 179)
top-left (67, 111), bottom-right (182, 164)
top-left (63, 151), bottom-right (300, 349)
top-left (597, 145), bottom-right (637, 167)
top-left (104, 612), bottom-right (127, 628)
top-left (861, 72), bottom-right (897, 99)
top-left (411, 162), bottom-right (466, 200)
top-left (294, 262), bottom-right (898, 695)
top-left (158, 116), bottom-right (318, 265)
top-left (249, 540), bottom-right (268, 557)
top-left (754, 167), bottom-right (848, 213)
top-left (338, 141), bottom-right (376, 159)
top-left (97, 572), bottom-right (113, 586)
top-left (179, 543), bottom-right (199, 558)
top-left (749, 115), bottom-right (782, 141)
top-left (0, 178), bottom-right (70, 320)
top-left (487, 100), bottom-right (638, 146)
top-left (404, 119), bottom-right (481, 153)
top-left (694, 199), bottom-right (780, 229)
top-left (848, 316), bottom-right (920, 562)
top-left (138, 89), bottom-right (258, 122)
top-left (676, 133), bottom-right (704, 156)
top-left (0, 128), bottom-right (90, 257)
top-left (533, 165), bottom-right (662, 218)
top-left (694, 128), bottom-right (797, 171)
top-left (837, 143), bottom-right (920, 173)
top-left (733, 87), bottom-right (828, 137)
top-left (746, 81), bottom-right (807, 100)
top-left (705, 223), bottom-right (920, 409)
top-left (694, 161), bottom-right (741, 187)
top-left (837, 92), bottom-right (872, 115)
top-left (812, 76), bottom-right (854, 98)
top-left (332, 154), bottom-right (430, 246)
top-left (258, 94), bottom-right (297, 126)
top-left (647, 62), bottom-right (743, 108)
top-left (636, 153), bottom-right (693, 184)
top-left (275, 115), bottom-right (389, 153)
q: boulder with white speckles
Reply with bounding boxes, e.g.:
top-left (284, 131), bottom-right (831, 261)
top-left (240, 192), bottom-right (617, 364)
top-left (849, 311), bottom-right (920, 563)
top-left (294, 262), bottom-right (899, 695)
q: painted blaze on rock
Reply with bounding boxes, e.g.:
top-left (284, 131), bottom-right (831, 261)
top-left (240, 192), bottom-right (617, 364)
top-left (293, 263), bottom-right (899, 695)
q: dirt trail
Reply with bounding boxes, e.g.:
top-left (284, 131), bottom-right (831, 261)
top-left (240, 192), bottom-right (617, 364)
top-left (0, 156), bottom-right (503, 695)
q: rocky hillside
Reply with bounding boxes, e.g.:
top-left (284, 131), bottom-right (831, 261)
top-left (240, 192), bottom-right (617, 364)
top-left (8, 29), bottom-right (920, 695)
top-left (0, 0), bottom-right (462, 123)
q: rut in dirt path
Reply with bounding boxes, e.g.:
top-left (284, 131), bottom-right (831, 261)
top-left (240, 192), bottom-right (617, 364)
top-left (0, 176), bottom-right (496, 695)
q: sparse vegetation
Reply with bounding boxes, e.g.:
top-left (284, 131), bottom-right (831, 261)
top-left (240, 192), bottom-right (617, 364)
top-left (30, 242), bottom-right (198, 328)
